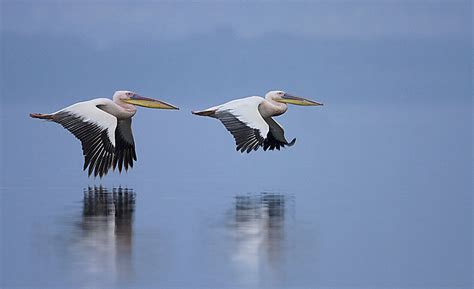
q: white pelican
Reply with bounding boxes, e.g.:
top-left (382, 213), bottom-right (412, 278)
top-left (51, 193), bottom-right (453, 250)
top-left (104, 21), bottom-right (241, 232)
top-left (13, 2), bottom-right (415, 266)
top-left (192, 91), bottom-right (323, 153)
top-left (30, 91), bottom-right (178, 177)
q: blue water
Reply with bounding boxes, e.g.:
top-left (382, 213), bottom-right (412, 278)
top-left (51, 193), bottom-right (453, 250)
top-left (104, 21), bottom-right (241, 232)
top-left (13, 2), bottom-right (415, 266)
top-left (1, 102), bottom-right (471, 289)
top-left (1, 1), bottom-right (472, 287)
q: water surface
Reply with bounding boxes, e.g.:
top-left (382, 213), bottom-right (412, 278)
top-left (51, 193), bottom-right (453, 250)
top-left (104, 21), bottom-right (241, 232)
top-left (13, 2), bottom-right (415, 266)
top-left (1, 1), bottom-right (472, 286)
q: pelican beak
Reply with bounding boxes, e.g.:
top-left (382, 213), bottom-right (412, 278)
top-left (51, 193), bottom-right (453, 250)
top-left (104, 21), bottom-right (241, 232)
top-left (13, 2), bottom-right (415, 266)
top-left (278, 93), bottom-right (323, 106)
top-left (123, 94), bottom-right (179, 110)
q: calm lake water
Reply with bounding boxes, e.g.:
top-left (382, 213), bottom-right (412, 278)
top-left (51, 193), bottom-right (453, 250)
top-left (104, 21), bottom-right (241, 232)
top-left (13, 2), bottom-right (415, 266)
top-left (2, 1), bottom-right (472, 287)
top-left (1, 103), bottom-right (471, 289)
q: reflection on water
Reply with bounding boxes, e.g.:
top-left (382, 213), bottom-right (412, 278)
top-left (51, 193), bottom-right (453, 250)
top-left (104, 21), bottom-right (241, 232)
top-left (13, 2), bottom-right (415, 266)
top-left (72, 187), bottom-right (135, 287)
top-left (229, 193), bottom-right (291, 287)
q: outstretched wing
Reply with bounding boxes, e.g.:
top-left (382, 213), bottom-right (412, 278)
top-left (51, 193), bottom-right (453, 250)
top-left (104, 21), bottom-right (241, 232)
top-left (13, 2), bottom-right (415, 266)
top-left (213, 97), bottom-right (295, 153)
top-left (52, 100), bottom-right (117, 177)
top-left (214, 97), bottom-right (268, 153)
top-left (113, 118), bottom-right (137, 172)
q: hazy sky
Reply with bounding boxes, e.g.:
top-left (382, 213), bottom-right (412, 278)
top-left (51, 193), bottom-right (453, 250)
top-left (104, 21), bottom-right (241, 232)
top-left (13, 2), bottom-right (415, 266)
top-left (0, 1), bottom-right (472, 287)
top-left (1, 0), bottom-right (471, 182)
top-left (2, 1), bottom-right (468, 45)
top-left (0, 0), bottom-right (471, 184)
top-left (1, 0), bottom-right (471, 108)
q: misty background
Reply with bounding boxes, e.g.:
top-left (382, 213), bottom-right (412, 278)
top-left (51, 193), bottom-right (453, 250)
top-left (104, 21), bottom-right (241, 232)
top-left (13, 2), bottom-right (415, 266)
top-left (1, 0), bottom-right (472, 288)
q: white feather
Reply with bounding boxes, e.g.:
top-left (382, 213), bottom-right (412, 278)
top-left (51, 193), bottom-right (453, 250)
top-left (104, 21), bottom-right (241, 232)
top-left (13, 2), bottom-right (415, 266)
top-left (55, 98), bottom-right (117, 146)
top-left (216, 96), bottom-right (269, 139)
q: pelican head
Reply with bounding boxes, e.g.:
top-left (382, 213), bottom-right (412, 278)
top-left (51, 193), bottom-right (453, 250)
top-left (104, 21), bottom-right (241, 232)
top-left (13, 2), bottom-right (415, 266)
top-left (114, 91), bottom-right (179, 110)
top-left (266, 91), bottom-right (323, 106)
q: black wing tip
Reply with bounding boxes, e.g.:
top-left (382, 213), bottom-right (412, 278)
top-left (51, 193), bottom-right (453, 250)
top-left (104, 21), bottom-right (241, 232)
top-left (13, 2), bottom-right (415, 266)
top-left (236, 144), bottom-right (262, 153)
top-left (287, 138), bottom-right (296, 147)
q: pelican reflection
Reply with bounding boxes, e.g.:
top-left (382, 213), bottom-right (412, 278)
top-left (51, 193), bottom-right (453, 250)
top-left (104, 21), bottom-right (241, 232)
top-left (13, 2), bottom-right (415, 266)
top-left (229, 193), bottom-right (291, 286)
top-left (72, 187), bottom-right (135, 286)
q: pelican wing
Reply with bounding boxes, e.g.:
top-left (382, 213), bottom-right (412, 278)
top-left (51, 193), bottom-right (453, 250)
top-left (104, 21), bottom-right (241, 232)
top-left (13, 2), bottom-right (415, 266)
top-left (210, 97), bottom-right (296, 153)
top-left (113, 118), bottom-right (137, 172)
top-left (263, 117), bottom-right (296, 151)
top-left (214, 97), bottom-right (270, 153)
top-left (52, 100), bottom-right (117, 177)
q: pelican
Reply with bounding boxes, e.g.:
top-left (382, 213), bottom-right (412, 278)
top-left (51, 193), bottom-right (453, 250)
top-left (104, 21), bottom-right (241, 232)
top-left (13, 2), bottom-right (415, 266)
top-left (30, 91), bottom-right (178, 177)
top-left (192, 91), bottom-right (323, 153)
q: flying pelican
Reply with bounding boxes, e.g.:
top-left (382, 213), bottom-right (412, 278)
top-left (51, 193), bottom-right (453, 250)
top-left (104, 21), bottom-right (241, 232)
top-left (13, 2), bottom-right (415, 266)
top-left (192, 90), bottom-right (323, 153)
top-left (30, 91), bottom-right (178, 177)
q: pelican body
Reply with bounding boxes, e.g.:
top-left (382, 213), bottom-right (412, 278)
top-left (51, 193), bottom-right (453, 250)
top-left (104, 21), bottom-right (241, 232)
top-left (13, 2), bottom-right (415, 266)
top-left (30, 91), bottom-right (178, 177)
top-left (192, 91), bottom-right (322, 153)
